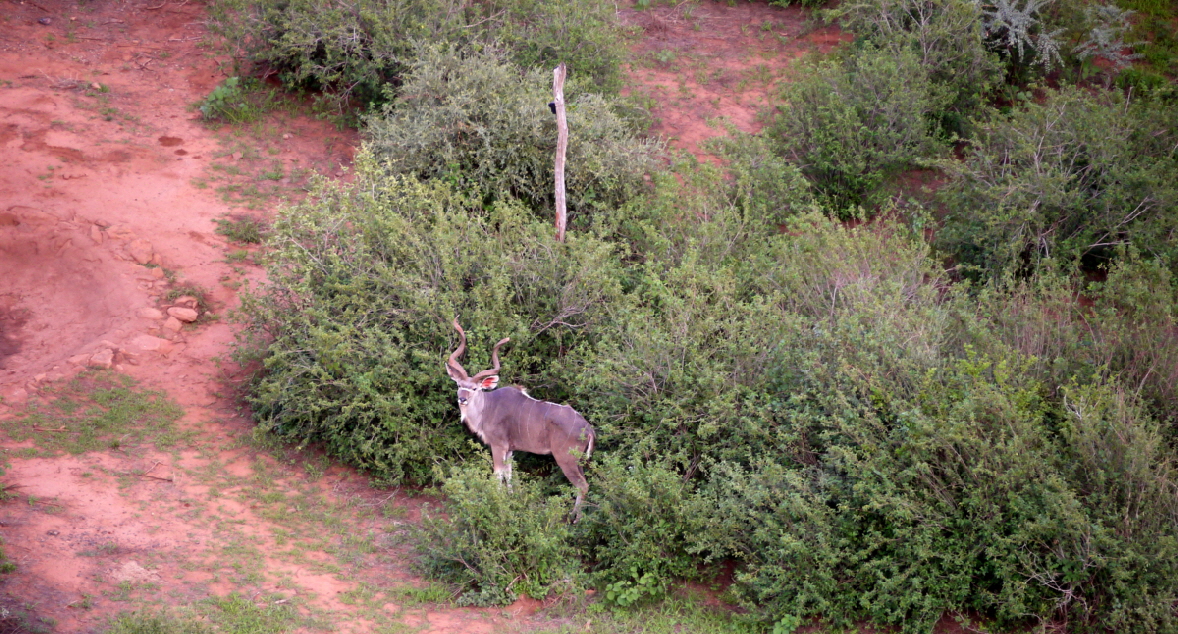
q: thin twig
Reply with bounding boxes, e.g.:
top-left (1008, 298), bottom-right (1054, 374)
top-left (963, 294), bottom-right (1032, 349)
top-left (144, 1), bottom-right (167, 9)
top-left (462, 10), bottom-right (505, 28)
top-left (34, 426), bottom-right (68, 432)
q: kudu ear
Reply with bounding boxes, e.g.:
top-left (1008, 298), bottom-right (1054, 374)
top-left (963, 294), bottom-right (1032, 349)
top-left (479, 375), bottom-right (499, 390)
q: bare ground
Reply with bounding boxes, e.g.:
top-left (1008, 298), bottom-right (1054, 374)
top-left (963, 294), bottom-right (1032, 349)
top-left (0, 1), bottom-right (837, 632)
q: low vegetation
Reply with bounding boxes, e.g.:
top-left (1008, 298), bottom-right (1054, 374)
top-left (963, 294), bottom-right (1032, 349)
top-left (7, 371), bottom-right (183, 456)
top-left (212, 0), bottom-right (1178, 631)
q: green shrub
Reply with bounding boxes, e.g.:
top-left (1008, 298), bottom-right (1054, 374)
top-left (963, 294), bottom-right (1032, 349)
top-left (237, 133), bottom-right (1178, 633)
top-left (576, 458), bottom-right (705, 603)
top-left (236, 157), bottom-right (626, 485)
top-left (768, 45), bottom-right (946, 215)
top-left (207, 0), bottom-right (627, 113)
top-left (196, 76), bottom-right (276, 123)
top-left (828, 0), bottom-right (1002, 123)
top-left (936, 87), bottom-right (1178, 278)
top-left (416, 464), bottom-right (581, 605)
top-left (364, 47), bottom-right (662, 220)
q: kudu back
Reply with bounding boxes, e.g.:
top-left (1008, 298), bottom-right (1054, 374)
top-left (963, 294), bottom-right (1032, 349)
top-left (445, 319), bottom-right (595, 519)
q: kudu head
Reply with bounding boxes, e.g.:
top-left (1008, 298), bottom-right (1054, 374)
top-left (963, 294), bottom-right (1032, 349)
top-left (445, 318), bottom-right (510, 415)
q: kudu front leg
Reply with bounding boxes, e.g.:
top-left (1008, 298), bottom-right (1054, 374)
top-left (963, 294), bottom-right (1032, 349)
top-left (490, 445), bottom-right (513, 492)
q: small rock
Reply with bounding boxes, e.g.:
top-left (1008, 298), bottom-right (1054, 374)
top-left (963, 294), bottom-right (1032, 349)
top-left (150, 267), bottom-right (165, 279)
top-left (33, 373), bottom-right (46, 382)
top-left (1, 387), bottom-right (29, 405)
top-left (129, 334), bottom-right (174, 354)
top-left (38, 17), bottom-right (52, 25)
top-left (282, 133), bottom-right (290, 140)
top-left (46, 530), bottom-right (59, 536)
top-left (167, 306), bottom-right (199, 322)
top-left (106, 224), bottom-right (134, 240)
top-left (91, 82), bottom-right (101, 90)
top-left (172, 295), bottom-right (199, 309)
top-left (88, 348), bottom-right (114, 369)
top-left (163, 316), bottom-right (183, 332)
top-left (138, 307), bottom-right (163, 320)
top-left (90, 224), bottom-right (104, 244)
top-left (68, 353), bottom-right (90, 366)
top-left (231, 151), bottom-right (243, 160)
top-left (127, 239), bottom-right (154, 265)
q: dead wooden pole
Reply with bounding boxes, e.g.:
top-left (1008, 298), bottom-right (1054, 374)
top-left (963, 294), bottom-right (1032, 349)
top-left (553, 63), bottom-right (568, 243)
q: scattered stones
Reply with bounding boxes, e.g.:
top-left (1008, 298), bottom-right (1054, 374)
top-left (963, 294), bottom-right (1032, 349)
top-left (88, 347), bottom-right (114, 369)
top-left (127, 239), bottom-right (154, 265)
top-left (129, 334), bottom-right (174, 355)
top-left (106, 225), bottom-right (134, 240)
top-left (167, 306), bottom-right (198, 322)
top-left (1, 387), bottom-right (29, 405)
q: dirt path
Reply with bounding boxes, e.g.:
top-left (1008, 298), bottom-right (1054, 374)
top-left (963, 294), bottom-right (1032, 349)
top-left (0, 2), bottom-right (842, 632)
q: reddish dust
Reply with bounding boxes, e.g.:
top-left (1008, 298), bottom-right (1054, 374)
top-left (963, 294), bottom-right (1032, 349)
top-left (621, 0), bottom-right (851, 160)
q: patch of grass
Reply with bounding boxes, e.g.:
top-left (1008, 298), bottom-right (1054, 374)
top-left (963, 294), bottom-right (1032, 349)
top-left (79, 542), bottom-right (121, 557)
top-left (214, 214), bottom-right (267, 244)
top-left (104, 610), bottom-right (211, 634)
top-left (197, 77), bottom-right (279, 124)
top-left (388, 582), bottom-right (454, 606)
top-left (527, 588), bottom-right (755, 634)
top-left (6, 371), bottom-right (183, 456)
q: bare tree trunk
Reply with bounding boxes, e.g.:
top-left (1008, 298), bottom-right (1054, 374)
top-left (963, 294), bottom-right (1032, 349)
top-left (553, 63), bottom-right (568, 243)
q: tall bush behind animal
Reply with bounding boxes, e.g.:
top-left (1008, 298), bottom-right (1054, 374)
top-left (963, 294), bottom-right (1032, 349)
top-left (364, 47), bottom-right (663, 222)
top-left (235, 160), bottom-right (627, 485)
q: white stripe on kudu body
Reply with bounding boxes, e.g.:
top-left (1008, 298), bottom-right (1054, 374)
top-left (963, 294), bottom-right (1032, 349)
top-left (445, 319), bottom-right (596, 521)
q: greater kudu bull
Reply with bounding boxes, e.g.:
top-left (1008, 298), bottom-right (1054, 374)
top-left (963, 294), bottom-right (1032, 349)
top-left (445, 319), bottom-right (596, 519)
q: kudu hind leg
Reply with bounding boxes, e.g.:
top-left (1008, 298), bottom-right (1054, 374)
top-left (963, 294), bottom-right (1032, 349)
top-left (553, 450), bottom-right (590, 522)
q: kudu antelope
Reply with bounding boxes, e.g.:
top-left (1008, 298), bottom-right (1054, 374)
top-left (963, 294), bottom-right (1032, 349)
top-left (445, 319), bottom-right (595, 519)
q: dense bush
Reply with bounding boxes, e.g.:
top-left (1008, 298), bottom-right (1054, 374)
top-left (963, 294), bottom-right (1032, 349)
top-left (207, 0), bottom-right (627, 112)
top-left (768, 45), bottom-right (947, 214)
top-left (364, 48), bottom-right (663, 219)
top-left (936, 87), bottom-right (1178, 277)
top-left (416, 464), bottom-right (581, 606)
top-left (230, 1), bottom-right (1178, 628)
top-left (828, 0), bottom-right (1002, 124)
